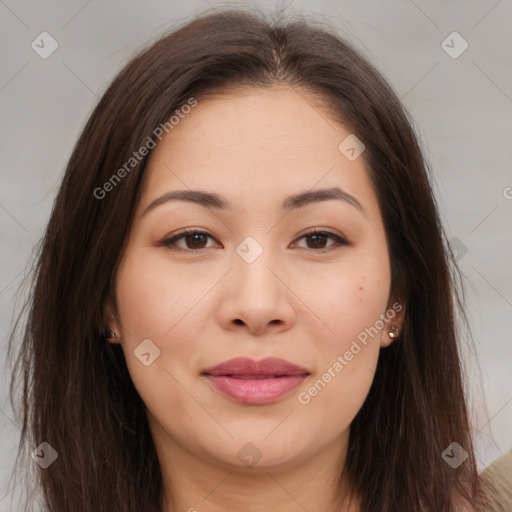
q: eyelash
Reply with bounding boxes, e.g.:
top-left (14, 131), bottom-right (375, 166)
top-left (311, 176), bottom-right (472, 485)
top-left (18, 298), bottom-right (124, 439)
top-left (159, 229), bottom-right (349, 253)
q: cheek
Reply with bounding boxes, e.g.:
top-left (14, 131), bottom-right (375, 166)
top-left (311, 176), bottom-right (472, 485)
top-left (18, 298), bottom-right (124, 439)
top-left (292, 256), bottom-right (391, 354)
top-left (114, 247), bottom-right (207, 340)
top-left (294, 272), bottom-right (388, 428)
top-left (298, 347), bottom-right (379, 446)
top-left (113, 250), bottom-right (202, 426)
top-left (292, 255), bottom-right (390, 422)
top-left (332, 275), bottom-right (389, 347)
top-left (112, 249), bottom-right (204, 397)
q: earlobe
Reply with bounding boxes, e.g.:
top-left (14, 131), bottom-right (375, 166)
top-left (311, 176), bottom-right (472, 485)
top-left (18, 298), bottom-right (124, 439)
top-left (380, 296), bottom-right (405, 348)
top-left (104, 330), bottom-right (118, 343)
top-left (388, 325), bottom-right (400, 339)
top-left (381, 324), bottom-right (400, 348)
top-left (100, 300), bottom-right (121, 344)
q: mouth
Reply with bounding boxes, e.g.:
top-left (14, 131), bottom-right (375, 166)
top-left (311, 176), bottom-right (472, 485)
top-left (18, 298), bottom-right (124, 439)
top-left (201, 357), bottom-right (310, 405)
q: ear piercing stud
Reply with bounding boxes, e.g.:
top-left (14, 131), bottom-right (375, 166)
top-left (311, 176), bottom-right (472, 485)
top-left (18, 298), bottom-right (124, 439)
top-left (102, 330), bottom-right (116, 342)
top-left (388, 326), bottom-right (400, 339)
top-left (102, 313), bottom-right (117, 342)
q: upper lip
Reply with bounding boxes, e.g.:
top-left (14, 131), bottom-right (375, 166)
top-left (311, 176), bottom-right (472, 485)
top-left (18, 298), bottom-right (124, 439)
top-left (201, 357), bottom-right (309, 377)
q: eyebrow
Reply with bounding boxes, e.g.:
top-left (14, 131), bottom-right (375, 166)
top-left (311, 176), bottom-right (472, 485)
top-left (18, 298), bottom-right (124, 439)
top-left (142, 187), bottom-right (366, 217)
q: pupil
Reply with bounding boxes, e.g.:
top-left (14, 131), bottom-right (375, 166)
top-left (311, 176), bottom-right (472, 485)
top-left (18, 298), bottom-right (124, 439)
top-left (309, 234), bottom-right (326, 248)
top-left (183, 233), bottom-right (328, 250)
top-left (188, 233), bottom-right (206, 248)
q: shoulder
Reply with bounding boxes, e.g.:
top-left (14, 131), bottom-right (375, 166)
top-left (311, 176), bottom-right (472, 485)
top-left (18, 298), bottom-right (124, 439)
top-left (478, 451), bottom-right (512, 511)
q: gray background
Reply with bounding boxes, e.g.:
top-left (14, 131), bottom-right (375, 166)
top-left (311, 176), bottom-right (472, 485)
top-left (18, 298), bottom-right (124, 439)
top-left (1, 0), bottom-right (511, 509)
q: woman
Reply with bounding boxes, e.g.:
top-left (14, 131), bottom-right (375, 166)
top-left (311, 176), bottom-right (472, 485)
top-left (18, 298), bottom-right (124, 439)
top-left (9, 8), bottom-right (491, 511)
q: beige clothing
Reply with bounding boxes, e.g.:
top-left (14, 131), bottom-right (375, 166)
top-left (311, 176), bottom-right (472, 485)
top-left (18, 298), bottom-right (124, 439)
top-left (480, 451), bottom-right (512, 511)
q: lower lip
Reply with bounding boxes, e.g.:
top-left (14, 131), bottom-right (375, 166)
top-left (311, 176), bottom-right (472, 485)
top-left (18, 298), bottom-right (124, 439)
top-left (204, 375), bottom-right (308, 405)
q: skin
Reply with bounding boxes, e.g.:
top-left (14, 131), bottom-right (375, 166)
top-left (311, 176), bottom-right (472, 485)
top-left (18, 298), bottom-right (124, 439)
top-left (105, 85), bottom-right (404, 512)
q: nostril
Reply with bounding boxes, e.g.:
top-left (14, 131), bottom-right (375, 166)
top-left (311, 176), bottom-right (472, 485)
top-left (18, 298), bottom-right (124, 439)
top-left (234, 319), bottom-right (244, 325)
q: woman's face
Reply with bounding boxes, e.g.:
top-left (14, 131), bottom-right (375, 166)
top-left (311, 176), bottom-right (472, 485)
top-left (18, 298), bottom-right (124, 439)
top-left (108, 86), bottom-right (401, 474)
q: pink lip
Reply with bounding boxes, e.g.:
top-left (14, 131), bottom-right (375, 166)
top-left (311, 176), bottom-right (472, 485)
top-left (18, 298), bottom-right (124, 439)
top-left (201, 357), bottom-right (309, 405)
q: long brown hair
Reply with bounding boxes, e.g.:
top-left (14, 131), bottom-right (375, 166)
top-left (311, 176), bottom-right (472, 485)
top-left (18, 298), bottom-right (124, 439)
top-left (9, 8), bottom-right (483, 511)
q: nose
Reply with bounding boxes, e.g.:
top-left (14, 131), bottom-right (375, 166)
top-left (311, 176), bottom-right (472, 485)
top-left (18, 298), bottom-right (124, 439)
top-left (216, 249), bottom-right (296, 336)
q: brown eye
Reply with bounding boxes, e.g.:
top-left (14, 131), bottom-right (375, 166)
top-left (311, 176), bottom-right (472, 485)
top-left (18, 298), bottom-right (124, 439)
top-left (294, 230), bottom-right (348, 251)
top-left (161, 229), bottom-right (348, 253)
top-left (306, 233), bottom-right (330, 249)
top-left (183, 232), bottom-right (208, 249)
top-left (161, 230), bottom-right (219, 251)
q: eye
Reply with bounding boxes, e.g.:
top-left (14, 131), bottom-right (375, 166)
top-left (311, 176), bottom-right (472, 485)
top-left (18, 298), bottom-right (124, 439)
top-left (160, 230), bottom-right (221, 251)
top-left (160, 229), bottom-right (349, 253)
top-left (292, 230), bottom-right (349, 252)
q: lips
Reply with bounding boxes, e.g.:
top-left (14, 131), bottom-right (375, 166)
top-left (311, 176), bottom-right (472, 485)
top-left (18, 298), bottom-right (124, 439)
top-left (201, 357), bottom-right (309, 405)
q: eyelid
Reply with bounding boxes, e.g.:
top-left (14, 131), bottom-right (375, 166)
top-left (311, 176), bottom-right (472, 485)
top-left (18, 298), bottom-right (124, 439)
top-left (290, 228), bottom-right (349, 251)
top-left (160, 229), bottom-right (222, 251)
top-left (159, 228), bottom-right (349, 252)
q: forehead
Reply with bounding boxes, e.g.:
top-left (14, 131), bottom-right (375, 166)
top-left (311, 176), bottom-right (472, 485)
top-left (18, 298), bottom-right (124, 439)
top-left (138, 86), bottom-right (377, 216)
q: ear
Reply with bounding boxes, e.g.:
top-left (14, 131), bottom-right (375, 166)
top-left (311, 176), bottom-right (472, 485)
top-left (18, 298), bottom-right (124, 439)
top-left (380, 295), bottom-right (405, 348)
top-left (101, 298), bottom-right (121, 345)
